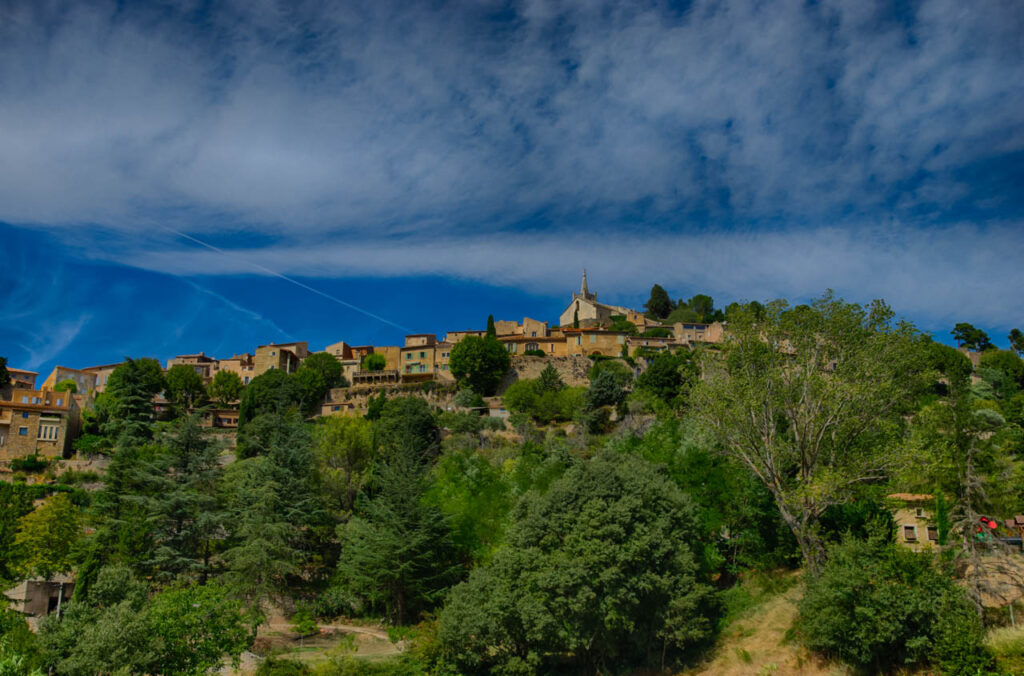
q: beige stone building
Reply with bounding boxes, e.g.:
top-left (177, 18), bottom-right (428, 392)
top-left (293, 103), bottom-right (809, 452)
top-left (214, 353), bottom-right (257, 385)
top-left (673, 321), bottom-right (726, 344)
top-left (4, 575), bottom-right (74, 626)
top-left (167, 353), bottom-right (219, 381)
top-left (0, 388), bottom-right (80, 460)
top-left (39, 366), bottom-right (97, 395)
top-left (500, 334), bottom-right (569, 357)
top-left (400, 335), bottom-right (456, 382)
top-left (887, 493), bottom-right (939, 551)
top-left (253, 342), bottom-right (308, 377)
top-left (563, 328), bottom-right (632, 357)
top-left (80, 363), bottom-right (120, 393)
top-left (7, 368), bottom-right (38, 390)
top-left (559, 271), bottom-right (633, 328)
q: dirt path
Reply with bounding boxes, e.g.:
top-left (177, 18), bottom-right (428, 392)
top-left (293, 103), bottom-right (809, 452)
top-left (264, 622), bottom-right (396, 644)
top-left (684, 584), bottom-right (847, 676)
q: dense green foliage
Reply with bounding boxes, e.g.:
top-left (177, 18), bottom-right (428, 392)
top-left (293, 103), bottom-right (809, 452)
top-left (6, 291), bottom-right (1022, 676)
top-left (798, 538), bottom-right (992, 675)
top-left (300, 352), bottom-right (347, 389)
top-left (448, 335), bottom-right (510, 396)
top-left (362, 353), bottom-right (387, 371)
top-left (440, 453), bottom-right (717, 673)
top-left (165, 364), bottom-right (207, 411)
top-left (207, 369), bottom-right (243, 406)
top-left (644, 283), bottom-right (673, 318)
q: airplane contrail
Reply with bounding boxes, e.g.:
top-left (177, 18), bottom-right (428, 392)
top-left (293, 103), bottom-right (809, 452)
top-left (162, 227), bottom-right (413, 334)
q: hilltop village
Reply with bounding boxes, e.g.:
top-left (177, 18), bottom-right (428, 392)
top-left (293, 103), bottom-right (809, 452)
top-left (0, 273), bottom-right (724, 461)
top-left (4, 279), bottom-right (1024, 675)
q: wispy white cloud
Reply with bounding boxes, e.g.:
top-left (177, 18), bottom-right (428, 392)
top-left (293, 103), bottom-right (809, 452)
top-left (0, 0), bottom-right (1020, 230)
top-left (17, 315), bottom-right (91, 371)
top-left (86, 221), bottom-right (1024, 331)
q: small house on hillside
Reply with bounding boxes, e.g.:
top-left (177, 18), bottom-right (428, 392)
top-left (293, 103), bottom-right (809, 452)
top-left (4, 575), bottom-right (74, 628)
top-left (887, 493), bottom-right (939, 551)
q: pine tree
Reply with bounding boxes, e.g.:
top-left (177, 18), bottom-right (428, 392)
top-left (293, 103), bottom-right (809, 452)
top-left (486, 314), bottom-right (497, 338)
top-left (143, 415), bottom-right (225, 581)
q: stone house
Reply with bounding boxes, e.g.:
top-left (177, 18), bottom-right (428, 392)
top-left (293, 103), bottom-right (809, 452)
top-left (80, 363), bottom-right (121, 393)
top-left (253, 342), bottom-right (308, 377)
top-left (0, 388), bottom-right (81, 460)
top-left (4, 576), bottom-right (74, 627)
top-left (887, 493), bottom-right (940, 551)
top-left (39, 366), bottom-right (97, 395)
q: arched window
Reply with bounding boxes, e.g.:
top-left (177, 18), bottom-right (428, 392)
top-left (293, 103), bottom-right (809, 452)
top-left (526, 343), bottom-right (539, 352)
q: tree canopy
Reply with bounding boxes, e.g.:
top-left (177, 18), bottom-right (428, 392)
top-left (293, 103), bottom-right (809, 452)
top-left (207, 369), bottom-right (243, 406)
top-left (299, 352), bottom-right (346, 389)
top-left (448, 335), bottom-right (510, 396)
top-left (691, 292), bottom-right (930, 569)
top-left (951, 322), bottom-right (994, 351)
top-left (644, 283), bottom-right (674, 319)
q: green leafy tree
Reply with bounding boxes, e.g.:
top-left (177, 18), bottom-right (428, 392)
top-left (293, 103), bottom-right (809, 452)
top-left (685, 294), bottom-right (715, 322)
top-left (223, 413), bottom-right (323, 618)
top-left (0, 483), bottom-right (33, 583)
top-left (691, 292), bottom-right (930, 570)
top-left (608, 315), bottom-right (638, 335)
top-left (207, 370), bottom-right (243, 407)
top-left (448, 336), bottom-right (510, 396)
top-left (39, 566), bottom-right (249, 676)
top-left (0, 608), bottom-right (43, 674)
top-left (315, 416), bottom-right (375, 517)
top-left (644, 283), bottom-right (674, 319)
top-left (300, 352), bottom-right (347, 389)
top-left (104, 357), bottom-right (165, 442)
top-left (362, 353), bottom-right (387, 372)
top-left (440, 453), bottom-right (716, 673)
top-left (14, 494), bottom-right (81, 581)
top-left (951, 322), bottom-right (993, 351)
top-left (536, 363), bottom-right (563, 393)
top-left (1010, 328), bottom-right (1024, 357)
top-left (797, 537), bottom-right (991, 674)
top-left (238, 369), bottom-right (300, 427)
top-left (486, 314), bottom-right (496, 338)
top-left (585, 369), bottom-right (627, 409)
top-left (53, 379), bottom-right (77, 394)
top-left (336, 442), bottom-right (464, 624)
top-left (666, 305), bottom-right (701, 323)
top-left (452, 388), bottom-right (485, 409)
top-left (142, 415), bottom-right (225, 581)
top-left (364, 391), bottom-right (387, 420)
top-left (292, 367), bottom-right (328, 417)
top-left (377, 396), bottom-right (439, 463)
top-left (636, 351), bottom-right (698, 406)
top-left (165, 364), bottom-right (207, 412)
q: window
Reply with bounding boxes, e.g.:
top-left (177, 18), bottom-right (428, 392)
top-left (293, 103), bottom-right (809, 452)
top-left (20, 396), bottom-right (27, 403)
top-left (526, 343), bottom-right (539, 352)
top-left (243, 377), bottom-right (250, 385)
top-left (19, 427), bottom-right (28, 436)
top-left (38, 424), bottom-right (59, 441)
top-left (531, 331), bottom-right (537, 337)
top-left (589, 335), bottom-right (596, 344)
top-left (927, 526), bottom-right (938, 542)
top-left (419, 365), bottom-right (426, 373)
top-left (56, 398), bottom-right (63, 407)
top-left (332, 406), bottom-right (341, 412)
top-left (22, 412), bottom-right (29, 419)
top-left (270, 351), bottom-right (276, 356)
top-left (915, 508), bottom-right (925, 518)
top-left (419, 351), bottom-right (426, 359)
top-left (903, 525), bottom-right (917, 542)
top-left (406, 353), bottom-right (412, 360)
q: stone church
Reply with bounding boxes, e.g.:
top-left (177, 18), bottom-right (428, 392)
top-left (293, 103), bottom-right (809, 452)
top-left (559, 270), bottom-right (633, 328)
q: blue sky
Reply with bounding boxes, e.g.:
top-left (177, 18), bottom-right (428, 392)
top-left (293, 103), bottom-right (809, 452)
top-left (1, 0), bottom-right (1022, 375)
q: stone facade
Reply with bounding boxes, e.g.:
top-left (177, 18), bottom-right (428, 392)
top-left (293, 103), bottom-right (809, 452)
top-left (80, 363), bottom-right (120, 393)
top-left (39, 366), bottom-right (97, 395)
top-left (887, 493), bottom-right (939, 552)
top-left (253, 342), bottom-right (308, 377)
top-left (0, 388), bottom-right (80, 460)
top-left (499, 355), bottom-right (595, 392)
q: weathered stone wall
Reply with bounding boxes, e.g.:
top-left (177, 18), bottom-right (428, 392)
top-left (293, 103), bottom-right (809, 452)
top-left (498, 355), bottom-right (595, 392)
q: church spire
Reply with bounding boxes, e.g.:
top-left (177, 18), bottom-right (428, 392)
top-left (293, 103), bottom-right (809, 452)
top-left (581, 268), bottom-right (589, 297)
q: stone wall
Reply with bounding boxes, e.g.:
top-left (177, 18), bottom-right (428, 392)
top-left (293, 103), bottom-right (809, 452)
top-left (498, 355), bottom-right (595, 392)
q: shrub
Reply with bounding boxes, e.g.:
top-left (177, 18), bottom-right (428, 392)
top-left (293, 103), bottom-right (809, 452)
top-left (523, 349), bottom-right (546, 357)
top-left (797, 537), bottom-right (992, 674)
top-left (440, 453), bottom-right (717, 673)
top-left (73, 433), bottom-right (111, 456)
top-left (9, 455), bottom-right (48, 473)
top-left (452, 389), bottom-right (485, 409)
top-left (481, 417), bottom-right (506, 432)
